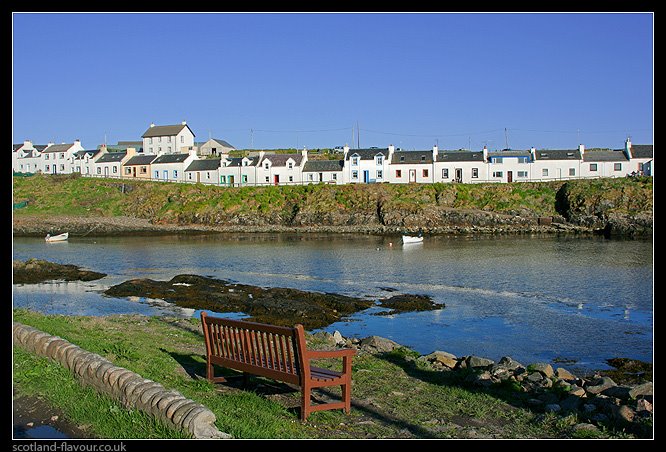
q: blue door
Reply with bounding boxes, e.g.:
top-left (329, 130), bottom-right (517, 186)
top-left (363, 170), bottom-right (369, 183)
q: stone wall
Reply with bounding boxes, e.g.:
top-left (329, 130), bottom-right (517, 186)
top-left (12, 322), bottom-right (231, 439)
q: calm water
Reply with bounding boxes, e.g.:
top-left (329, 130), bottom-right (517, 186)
top-left (12, 233), bottom-right (653, 374)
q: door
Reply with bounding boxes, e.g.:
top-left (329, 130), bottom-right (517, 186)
top-left (228, 175), bottom-right (234, 187)
top-left (507, 171), bottom-right (513, 183)
top-left (455, 168), bottom-right (463, 183)
top-left (318, 173), bottom-right (323, 182)
top-left (274, 175), bottom-right (280, 185)
top-left (163, 170), bottom-right (168, 180)
top-left (104, 166), bottom-right (109, 177)
top-left (409, 169), bottom-right (416, 183)
top-left (132, 167), bottom-right (137, 178)
top-left (363, 170), bottom-right (369, 183)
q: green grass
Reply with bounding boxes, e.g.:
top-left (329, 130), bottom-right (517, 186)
top-left (12, 309), bottom-right (647, 439)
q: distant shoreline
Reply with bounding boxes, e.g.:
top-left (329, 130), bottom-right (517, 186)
top-left (12, 214), bottom-right (601, 238)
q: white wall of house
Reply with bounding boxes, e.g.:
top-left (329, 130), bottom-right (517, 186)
top-left (143, 123), bottom-right (195, 155)
top-left (343, 147), bottom-right (391, 184)
top-left (151, 152), bottom-right (198, 183)
top-left (302, 170), bottom-right (342, 184)
top-left (255, 151), bottom-right (307, 186)
top-left (434, 160), bottom-right (488, 184)
top-left (38, 141), bottom-right (85, 175)
top-left (185, 167), bottom-right (220, 185)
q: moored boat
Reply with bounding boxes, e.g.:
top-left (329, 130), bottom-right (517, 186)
top-left (402, 235), bottom-right (423, 244)
top-left (45, 232), bottom-right (69, 242)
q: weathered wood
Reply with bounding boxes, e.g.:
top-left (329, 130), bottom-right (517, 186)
top-left (200, 312), bottom-right (355, 421)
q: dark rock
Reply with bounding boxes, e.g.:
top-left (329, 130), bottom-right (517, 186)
top-left (13, 258), bottom-right (106, 284)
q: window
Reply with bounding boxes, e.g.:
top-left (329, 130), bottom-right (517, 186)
top-left (542, 168), bottom-right (549, 176)
top-left (493, 171), bottom-right (503, 178)
top-left (377, 170), bottom-right (383, 179)
top-left (75, 166), bottom-right (80, 172)
top-left (614, 163), bottom-right (622, 171)
top-left (351, 156), bottom-right (359, 165)
top-left (518, 157), bottom-right (528, 163)
top-left (265, 176), bottom-right (269, 183)
top-left (155, 170), bottom-right (159, 179)
top-left (221, 175), bottom-right (226, 183)
top-left (421, 155), bottom-right (426, 162)
top-left (112, 166), bottom-right (117, 173)
top-left (569, 168), bottom-right (576, 176)
top-left (60, 164), bottom-right (65, 171)
top-left (140, 166), bottom-right (147, 174)
top-left (442, 168), bottom-right (449, 179)
top-left (422, 169), bottom-right (429, 178)
top-left (517, 171), bottom-right (528, 178)
top-left (400, 155), bottom-right (405, 162)
top-left (352, 170), bottom-right (358, 179)
top-left (46, 165), bottom-right (50, 172)
top-left (60, 153), bottom-right (65, 159)
top-left (590, 164), bottom-right (598, 172)
top-left (332, 174), bottom-right (337, 180)
top-left (242, 175), bottom-right (248, 183)
top-left (264, 162), bottom-right (269, 170)
top-left (167, 136), bottom-right (171, 143)
top-left (376, 155), bottom-right (383, 165)
top-left (289, 176), bottom-right (293, 182)
top-left (125, 167), bottom-right (132, 175)
top-left (395, 170), bottom-right (402, 178)
top-left (45, 154), bottom-right (49, 160)
top-left (206, 172), bottom-right (210, 179)
top-left (158, 137), bottom-right (162, 143)
top-left (149, 138), bottom-right (153, 144)
top-left (180, 136), bottom-right (184, 143)
top-left (173, 170), bottom-right (178, 179)
top-left (288, 161), bottom-right (293, 169)
top-left (97, 167), bottom-right (101, 175)
top-left (494, 157), bottom-right (503, 163)
top-left (243, 160), bottom-right (248, 166)
top-left (188, 173), bottom-right (193, 180)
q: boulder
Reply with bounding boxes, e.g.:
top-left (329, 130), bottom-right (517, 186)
top-left (529, 362), bottom-right (554, 378)
top-left (466, 356), bottom-right (495, 369)
top-left (585, 376), bottom-right (617, 395)
top-left (425, 351), bottom-right (458, 369)
top-left (628, 382), bottom-right (653, 399)
top-left (359, 336), bottom-right (401, 353)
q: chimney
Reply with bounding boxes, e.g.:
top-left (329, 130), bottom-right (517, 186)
top-left (432, 144), bottom-right (438, 162)
top-left (301, 147), bottom-right (308, 162)
top-left (125, 147), bottom-right (137, 159)
top-left (624, 137), bottom-right (632, 159)
top-left (578, 144), bottom-right (585, 156)
top-left (388, 144), bottom-right (395, 160)
top-left (343, 144), bottom-right (350, 160)
top-left (150, 123), bottom-right (155, 128)
top-left (482, 145), bottom-right (488, 163)
top-left (182, 120), bottom-right (187, 125)
top-left (530, 146), bottom-right (536, 161)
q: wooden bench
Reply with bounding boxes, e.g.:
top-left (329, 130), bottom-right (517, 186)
top-left (200, 312), bottom-right (356, 421)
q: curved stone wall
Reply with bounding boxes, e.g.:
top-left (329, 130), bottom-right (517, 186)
top-left (12, 322), bottom-right (231, 439)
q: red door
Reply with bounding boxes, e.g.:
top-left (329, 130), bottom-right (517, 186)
top-left (274, 175), bottom-right (280, 185)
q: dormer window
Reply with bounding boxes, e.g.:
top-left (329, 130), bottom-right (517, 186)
top-left (351, 156), bottom-right (359, 165)
top-left (288, 161), bottom-right (294, 169)
top-left (376, 155), bottom-right (384, 165)
top-left (400, 156), bottom-right (405, 162)
top-left (421, 155), bottom-right (426, 161)
top-left (264, 162), bottom-right (270, 170)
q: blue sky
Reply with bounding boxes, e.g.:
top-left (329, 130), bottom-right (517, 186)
top-left (12, 12), bottom-right (653, 151)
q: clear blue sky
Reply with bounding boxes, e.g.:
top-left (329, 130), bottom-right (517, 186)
top-left (12, 12), bottom-right (653, 151)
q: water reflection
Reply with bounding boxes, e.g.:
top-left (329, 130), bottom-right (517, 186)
top-left (12, 234), bottom-right (653, 372)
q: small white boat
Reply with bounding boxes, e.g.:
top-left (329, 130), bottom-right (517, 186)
top-left (402, 235), bottom-right (423, 244)
top-left (45, 232), bottom-right (69, 242)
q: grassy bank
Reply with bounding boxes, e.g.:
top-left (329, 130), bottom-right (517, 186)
top-left (13, 309), bottom-right (640, 439)
top-left (12, 174), bottom-right (652, 232)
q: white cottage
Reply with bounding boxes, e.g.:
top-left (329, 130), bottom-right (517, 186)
top-left (93, 148), bottom-right (137, 178)
top-left (150, 150), bottom-right (198, 182)
top-left (485, 149), bottom-right (533, 183)
top-left (218, 156), bottom-right (259, 187)
top-left (389, 148), bottom-right (436, 184)
top-left (532, 147), bottom-right (583, 181)
top-left (12, 140), bottom-right (45, 174)
top-left (343, 145), bottom-right (391, 184)
top-left (197, 138), bottom-right (236, 157)
top-left (255, 150), bottom-right (307, 186)
top-left (142, 121), bottom-right (195, 155)
top-left (434, 149), bottom-right (488, 183)
top-left (302, 159), bottom-right (344, 184)
top-left (184, 158), bottom-right (221, 185)
top-left (39, 140), bottom-right (85, 175)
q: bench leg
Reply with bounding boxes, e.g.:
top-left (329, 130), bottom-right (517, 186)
top-left (301, 386), bottom-right (311, 422)
top-left (342, 383), bottom-right (351, 415)
top-left (206, 360), bottom-right (227, 383)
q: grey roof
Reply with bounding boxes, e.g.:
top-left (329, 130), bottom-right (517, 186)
top-left (202, 138), bottom-right (235, 149)
top-left (18, 150), bottom-right (36, 158)
top-left (96, 151), bottom-right (127, 163)
top-left (487, 150), bottom-right (532, 158)
top-left (125, 154), bottom-right (158, 165)
top-left (42, 143), bottom-right (74, 153)
top-left (303, 160), bottom-right (344, 172)
top-left (221, 157), bottom-right (256, 167)
top-left (73, 150), bottom-right (98, 159)
top-left (151, 153), bottom-right (191, 164)
top-left (345, 148), bottom-right (390, 160)
top-left (582, 150), bottom-right (629, 162)
top-left (185, 159), bottom-right (221, 172)
top-left (34, 145), bottom-right (49, 152)
top-left (631, 145), bottom-right (653, 159)
top-left (142, 124), bottom-right (194, 138)
top-left (392, 151), bottom-right (433, 164)
top-left (437, 151), bottom-right (485, 162)
top-left (13, 144), bottom-right (23, 152)
top-left (117, 141), bottom-right (143, 147)
top-left (535, 149), bottom-right (581, 160)
top-left (258, 153), bottom-right (304, 167)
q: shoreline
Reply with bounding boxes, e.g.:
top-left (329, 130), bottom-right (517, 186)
top-left (13, 214), bottom-right (602, 237)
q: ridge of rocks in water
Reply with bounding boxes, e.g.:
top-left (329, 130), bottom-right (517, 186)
top-left (103, 274), bottom-right (445, 330)
top-left (12, 258), bottom-right (107, 285)
top-left (375, 293), bottom-right (444, 315)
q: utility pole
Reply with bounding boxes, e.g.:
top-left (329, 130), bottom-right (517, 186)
top-left (356, 120), bottom-right (360, 149)
top-left (504, 128), bottom-right (509, 150)
top-left (250, 128), bottom-right (254, 149)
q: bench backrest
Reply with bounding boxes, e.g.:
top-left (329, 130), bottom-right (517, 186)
top-left (200, 313), bottom-right (306, 386)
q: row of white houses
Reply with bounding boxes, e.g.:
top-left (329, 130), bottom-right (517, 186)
top-left (12, 122), bottom-right (653, 186)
